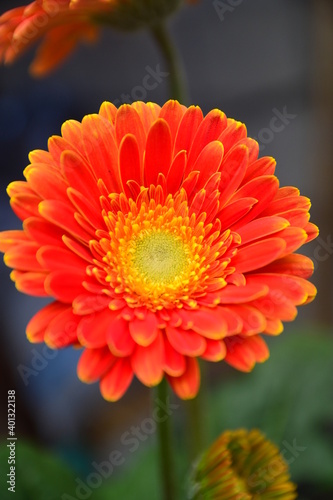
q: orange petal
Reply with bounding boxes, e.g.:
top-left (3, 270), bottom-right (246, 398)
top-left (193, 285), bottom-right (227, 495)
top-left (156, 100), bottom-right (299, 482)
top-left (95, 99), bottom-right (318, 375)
top-left (258, 253), bottom-right (314, 279)
top-left (174, 105), bottom-right (203, 156)
top-left (163, 336), bottom-right (186, 377)
top-left (107, 317), bottom-right (136, 357)
top-left (225, 335), bottom-right (269, 371)
top-left (44, 307), bottom-right (80, 348)
top-left (230, 175), bottom-right (279, 228)
top-left (242, 156), bottom-right (276, 183)
top-left (77, 347), bottom-right (116, 384)
top-left (26, 302), bottom-right (67, 343)
top-left (118, 133), bottom-right (142, 194)
top-left (201, 339), bottom-right (226, 361)
top-left (276, 209), bottom-right (310, 228)
top-left (115, 104), bottom-right (146, 169)
top-left (237, 216), bottom-right (290, 245)
top-left (77, 308), bottom-right (118, 348)
top-left (10, 193), bottom-right (41, 220)
top-left (189, 188), bottom-right (206, 216)
top-left (99, 101), bottom-right (117, 125)
top-left (60, 119), bottom-right (85, 154)
top-left (45, 269), bottom-right (86, 302)
top-left (226, 305), bottom-right (267, 335)
top-left (166, 326), bottom-right (206, 356)
top-left (166, 149), bottom-right (187, 195)
top-left (67, 187), bottom-right (104, 230)
top-left (192, 141), bottom-right (224, 191)
top-left (183, 309), bottom-right (228, 340)
top-left (38, 199), bottom-right (91, 242)
top-left (24, 217), bottom-right (65, 246)
top-left (217, 307), bottom-right (243, 335)
top-left (246, 273), bottom-right (308, 305)
top-left (48, 135), bottom-right (75, 163)
top-left (11, 270), bottom-right (47, 296)
top-left (159, 100), bottom-right (185, 146)
top-left (218, 197), bottom-right (257, 230)
top-left (61, 149), bottom-right (101, 201)
top-left (62, 235), bottom-right (92, 263)
top-left (186, 109), bottom-right (227, 173)
top-left (81, 113), bottom-right (121, 193)
top-left (304, 222), bottom-right (319, 243)
top-left (252, 293), bottom-right (298, 321)
top-left (231, 237), bottom-right (286, 273)
top-left (293, 276), bottom-right (317, 303)
top-left (264, 318), bottom-right (284, 335)
top-left (24, 164), bottom-right (68, 202)
top-left (4, 242), bottom-right (41, 271)
top-left (144, 118), bottom-right (172, 187)
top-left (218, 119), bottom-right (247, 155)
top-left (72, 293), bottom-right (110, 315)
top-left (216, 283), bottom-right (269, 304)
top-left (131, 332), bottom-right (164, 386)
top-left (36, 245), bottom-right (87, 271)
top-left (131, 101), bottom-right (161, 134)
top-left (261, 193), bottom-right (311, 216)
top-left (167, 357), bottom-right (200, 400)
top-left (218, 144), bottom-right (249, 207)
top-left (100, 358), bottom-right (133, 402)
top-left (129, 311), bottom-right (159, 347)
top-left (0, 230), bottom-right (29, 253)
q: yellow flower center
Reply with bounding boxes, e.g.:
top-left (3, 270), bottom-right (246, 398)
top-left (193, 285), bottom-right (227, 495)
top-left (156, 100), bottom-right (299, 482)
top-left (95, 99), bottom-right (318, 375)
top-left (90, 187), bottom-right (235, 311)
top-left (132, 230), bottom-right (188, 285)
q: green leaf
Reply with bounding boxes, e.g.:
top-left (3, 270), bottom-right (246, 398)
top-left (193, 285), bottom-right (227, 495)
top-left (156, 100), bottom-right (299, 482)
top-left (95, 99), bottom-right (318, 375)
top-left (0, 441), bottom-right (78, 500)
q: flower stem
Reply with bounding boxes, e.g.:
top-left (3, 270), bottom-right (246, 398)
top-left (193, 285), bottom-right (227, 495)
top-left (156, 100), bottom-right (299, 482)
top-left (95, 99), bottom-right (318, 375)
top-left (185, 397), bottom-right (207, 463)
top-left (155, 378), bottom-right (177, 500)
top-left (184, 363), bottom-right (208, 462)
top-left (150, 21), bottom-right (186, 103)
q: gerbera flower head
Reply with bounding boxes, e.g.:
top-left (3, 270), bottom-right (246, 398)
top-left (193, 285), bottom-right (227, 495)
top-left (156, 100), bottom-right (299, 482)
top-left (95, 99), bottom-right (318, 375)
top-left (0, 100), bottom-right (318, 401)
top-left (189, 429), bottom-right (297, 499)
top-left (0, 0), bottom-right (185, 76)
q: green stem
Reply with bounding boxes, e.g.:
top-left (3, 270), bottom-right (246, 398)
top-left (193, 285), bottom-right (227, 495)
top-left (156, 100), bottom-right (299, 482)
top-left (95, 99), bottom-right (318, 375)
top-left (150, 21), bottom-right (186, 102)
top-left (155, 378), bottom-right (177, 500)
top-left (184, 363), bottom-right (208, 462)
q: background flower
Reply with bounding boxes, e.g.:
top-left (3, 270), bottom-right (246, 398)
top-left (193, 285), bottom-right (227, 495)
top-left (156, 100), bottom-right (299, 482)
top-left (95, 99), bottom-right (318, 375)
top-left (189, 428), bottom-right (297, 499)
top-left (0, 100), bottom-right (317, 401)
top-left (0, 0), bottom-right (186, 76)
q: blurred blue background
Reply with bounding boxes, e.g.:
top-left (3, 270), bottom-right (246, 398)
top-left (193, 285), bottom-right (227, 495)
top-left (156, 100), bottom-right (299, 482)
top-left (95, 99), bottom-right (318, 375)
top-left (0, 0), bottom-right (332, 498)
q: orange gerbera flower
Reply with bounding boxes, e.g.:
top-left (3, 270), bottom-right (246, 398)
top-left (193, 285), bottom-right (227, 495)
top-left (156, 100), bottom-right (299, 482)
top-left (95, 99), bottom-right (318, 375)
top-left (0, 100), bottom-right (318, 401)
top-left (0, 0), bottom-right (184, 76)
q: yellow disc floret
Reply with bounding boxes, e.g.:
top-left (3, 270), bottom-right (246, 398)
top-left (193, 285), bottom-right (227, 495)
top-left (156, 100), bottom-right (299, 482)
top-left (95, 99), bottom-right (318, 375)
top-left (132, 230), bottom-right (188, 284)
top-left (90, 188), bottom-right (235, 311)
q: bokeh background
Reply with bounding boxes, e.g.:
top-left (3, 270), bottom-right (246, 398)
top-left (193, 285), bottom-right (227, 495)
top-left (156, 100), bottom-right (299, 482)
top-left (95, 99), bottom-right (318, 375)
top-left (0, 0), bottom-right (332, 499)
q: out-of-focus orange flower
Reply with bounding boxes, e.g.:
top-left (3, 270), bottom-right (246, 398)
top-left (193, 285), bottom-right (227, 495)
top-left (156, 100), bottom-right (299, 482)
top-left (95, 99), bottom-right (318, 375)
top-left (189, 429), bottom-right (297, 499)
top-left (0, 0), bottom-right (185, 76)
top-left (0, 100), bottom-right (318, 401)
